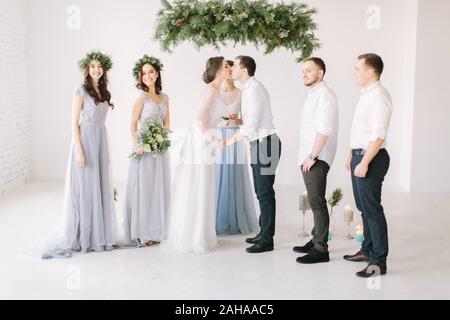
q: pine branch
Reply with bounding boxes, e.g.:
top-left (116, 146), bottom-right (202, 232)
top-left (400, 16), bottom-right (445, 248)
top-left (328, 188), bottom-right (343, 208)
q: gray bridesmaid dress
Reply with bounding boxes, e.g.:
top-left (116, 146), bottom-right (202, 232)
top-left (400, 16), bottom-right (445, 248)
top-left (41, 84), bottom-right (117, 259)
top-left (121, 91), bottom-right (171, 246)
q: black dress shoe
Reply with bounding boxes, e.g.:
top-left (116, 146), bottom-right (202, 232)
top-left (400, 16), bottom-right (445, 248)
top-left (343, 250), bottom-right (370, 262)
top-left (293, 240), bottom-right (314, 254)
top-left (246, 242), bottom-right (274, 253)
top-left (296, 248), bottom-right (330, 264)
top-left (356, 263), bottom-right (387, 278)
top-left (245, 233), bottom-right (262, 244)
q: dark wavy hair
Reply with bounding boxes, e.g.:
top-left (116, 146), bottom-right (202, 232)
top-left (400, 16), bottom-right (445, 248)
top-left (82, 68), bottom-right (114, 109)
top-left (203, 56), bottom-right (224, 84)
top-left (136, 63), bottom-right (162, 94)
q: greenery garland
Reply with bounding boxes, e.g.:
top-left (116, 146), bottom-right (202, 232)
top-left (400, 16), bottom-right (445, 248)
top-left (132, 54), bottom-right (165, 80)
top-left (78, 50), bottom-right (113, 71)
top-left (155, 0), bottom-right (320, 62)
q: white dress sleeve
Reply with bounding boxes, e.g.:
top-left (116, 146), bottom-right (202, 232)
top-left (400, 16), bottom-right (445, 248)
top-left (196, 86), bottom-right (217, 133)
top-left (136, 90), bottom-right (147, 102)
top-left (161, 92), bottom-right (169, 102)
top-left (73, 84), bottom-right (85, 98)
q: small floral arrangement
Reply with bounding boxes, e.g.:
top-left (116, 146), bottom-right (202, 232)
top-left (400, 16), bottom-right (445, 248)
top-left (327, 188), bottom-right (343, 241)
top-left (78, 50), bottom-right (113, 71)
top-left (129, 120), bottom-right (171, 159)
top-left (132, 55), bottom-right (164, 80)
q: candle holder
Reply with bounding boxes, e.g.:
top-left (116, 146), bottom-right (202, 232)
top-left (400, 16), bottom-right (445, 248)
top-left (343, 205), bottom-right (354, 240)
top-left (327, 188), bottom-right (343, 241)
top-left (328, 207), bottom-right (336, 241)
top-left (343, 221), bottom-right (354, 240)
top-left (298, 193), bottom-right (310, 237)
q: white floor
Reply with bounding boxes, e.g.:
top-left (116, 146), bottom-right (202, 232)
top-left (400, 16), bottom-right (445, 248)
top-left (1, 182), bottom-right (450, 300)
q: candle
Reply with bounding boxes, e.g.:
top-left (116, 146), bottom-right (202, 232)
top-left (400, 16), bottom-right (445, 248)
top-left (355, 225), bottom-right (364, 244)
top-left (299, 191), bottom-right (310, 211)
top-left (344, 204), bottom-right (354, 223)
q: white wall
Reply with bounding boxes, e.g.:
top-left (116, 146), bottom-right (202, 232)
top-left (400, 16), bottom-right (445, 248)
top-left (0, 0), bottom-right (31, 195)
top-left (410, 0), bottom-right (450, 193)
top-left (28, 0), bottom-right (418, 192)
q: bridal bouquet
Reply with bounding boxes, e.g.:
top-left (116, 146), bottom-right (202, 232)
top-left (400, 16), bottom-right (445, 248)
top-left (129, 120), bottom-right (171, 159)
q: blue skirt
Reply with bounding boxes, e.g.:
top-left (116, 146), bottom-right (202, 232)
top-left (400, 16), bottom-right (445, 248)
top-left (215, 127), bottom-right (258, 235)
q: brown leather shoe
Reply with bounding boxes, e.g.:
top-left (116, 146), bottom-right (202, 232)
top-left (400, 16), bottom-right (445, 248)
top-left (356, 264), bottom-right (387, 278)
top-left (343, 250), bottom-right (370, 262)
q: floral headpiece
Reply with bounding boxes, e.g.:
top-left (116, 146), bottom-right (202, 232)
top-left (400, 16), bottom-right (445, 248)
top-left (133, 55), bottom-right (164, 80)
top-left (78, 50), bottom-right (113, 71)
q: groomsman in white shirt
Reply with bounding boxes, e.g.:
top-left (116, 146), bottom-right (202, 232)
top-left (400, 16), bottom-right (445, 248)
top-left (343, 54), bottom-right (393, 278)
top-left (293, 57), bottom-right (339, 264)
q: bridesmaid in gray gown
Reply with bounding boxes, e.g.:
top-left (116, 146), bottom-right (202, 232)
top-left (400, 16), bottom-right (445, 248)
top-left (41, 51), bottom-right (117, 259)
top-left (120, 55), bottom-right (171, 247)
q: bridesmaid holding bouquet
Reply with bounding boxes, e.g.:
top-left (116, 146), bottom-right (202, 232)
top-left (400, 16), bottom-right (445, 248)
top-left (120, 55), bottom-right (171, 247)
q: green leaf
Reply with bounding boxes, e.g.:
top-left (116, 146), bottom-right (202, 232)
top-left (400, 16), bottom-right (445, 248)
top-left (161, 0), bottom-right (172, 10)
top-left (328, 188), bottom-right (343, 208)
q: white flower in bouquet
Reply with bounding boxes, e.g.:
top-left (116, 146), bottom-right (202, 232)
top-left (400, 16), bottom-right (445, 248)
top-left (129, 120), bottom-right (171, 159)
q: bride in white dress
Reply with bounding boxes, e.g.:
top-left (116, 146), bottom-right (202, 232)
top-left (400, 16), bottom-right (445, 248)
top-left (165, 56), bottom-right (229, 253)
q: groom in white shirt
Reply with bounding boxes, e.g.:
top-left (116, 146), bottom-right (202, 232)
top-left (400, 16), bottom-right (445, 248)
top-left (225, 56), bottom-right (281, 253)
top-left (294, 57), bottom-right (339, 264)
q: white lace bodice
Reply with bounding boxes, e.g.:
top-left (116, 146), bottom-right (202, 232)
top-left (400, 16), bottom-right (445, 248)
top-left (136, 90), bottom-right (169, 125)
top-left (196, 85), bottom-right (241, 130)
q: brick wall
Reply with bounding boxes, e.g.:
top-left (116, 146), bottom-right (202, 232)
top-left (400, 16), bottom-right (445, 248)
top-left (0, 0), bottom-right (31, 195)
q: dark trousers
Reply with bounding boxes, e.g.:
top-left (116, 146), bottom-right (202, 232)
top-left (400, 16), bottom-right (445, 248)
top-left (250, 134), bottom-right (282, 245)
top-left (351, 149), bottom-right (390, 265)
top-left (302, 160), bottom-right (330, 253)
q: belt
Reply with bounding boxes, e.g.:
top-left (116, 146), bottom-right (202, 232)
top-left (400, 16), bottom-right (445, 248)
top-left (352, 148), bottom-right (386, 156)
top-left (352, 149), bottom-right (366, 156)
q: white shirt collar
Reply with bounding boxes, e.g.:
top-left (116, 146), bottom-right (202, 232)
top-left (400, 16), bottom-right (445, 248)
top-left (361, 81), bottom-right (381, 94)
top-left (241, 76), bottom-right (255, 90)
top-left (307, 80), bottom-right (326, 94)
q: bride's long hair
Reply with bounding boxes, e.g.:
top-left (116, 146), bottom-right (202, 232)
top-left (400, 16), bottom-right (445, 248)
top-left (203, 56), bottom-right (224, 84)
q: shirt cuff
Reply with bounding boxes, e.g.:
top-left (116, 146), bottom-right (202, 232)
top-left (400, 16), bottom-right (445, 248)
top-left (317, 126), bottom-right (332, 136)
top-left (240, 127), bottom-right (258, 141)
top-left (370, 128), bottom-right (387, 141)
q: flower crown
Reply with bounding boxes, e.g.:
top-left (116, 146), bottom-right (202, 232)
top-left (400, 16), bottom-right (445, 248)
top-left (78, 51), bottom-right (113, 71)
top-left (133, 55), bottom-right (164, 80)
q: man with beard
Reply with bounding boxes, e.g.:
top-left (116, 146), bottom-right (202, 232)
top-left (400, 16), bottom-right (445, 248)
top-left (294, 57), bottom-right (339, 264)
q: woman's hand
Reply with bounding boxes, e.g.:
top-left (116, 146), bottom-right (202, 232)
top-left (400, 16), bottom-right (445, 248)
top-left (134, 145), bottom-right (144, 156)
top-left (76, 150), bottom-right (86, 167)
top-left (227, 114), bottom-right (243, 126)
